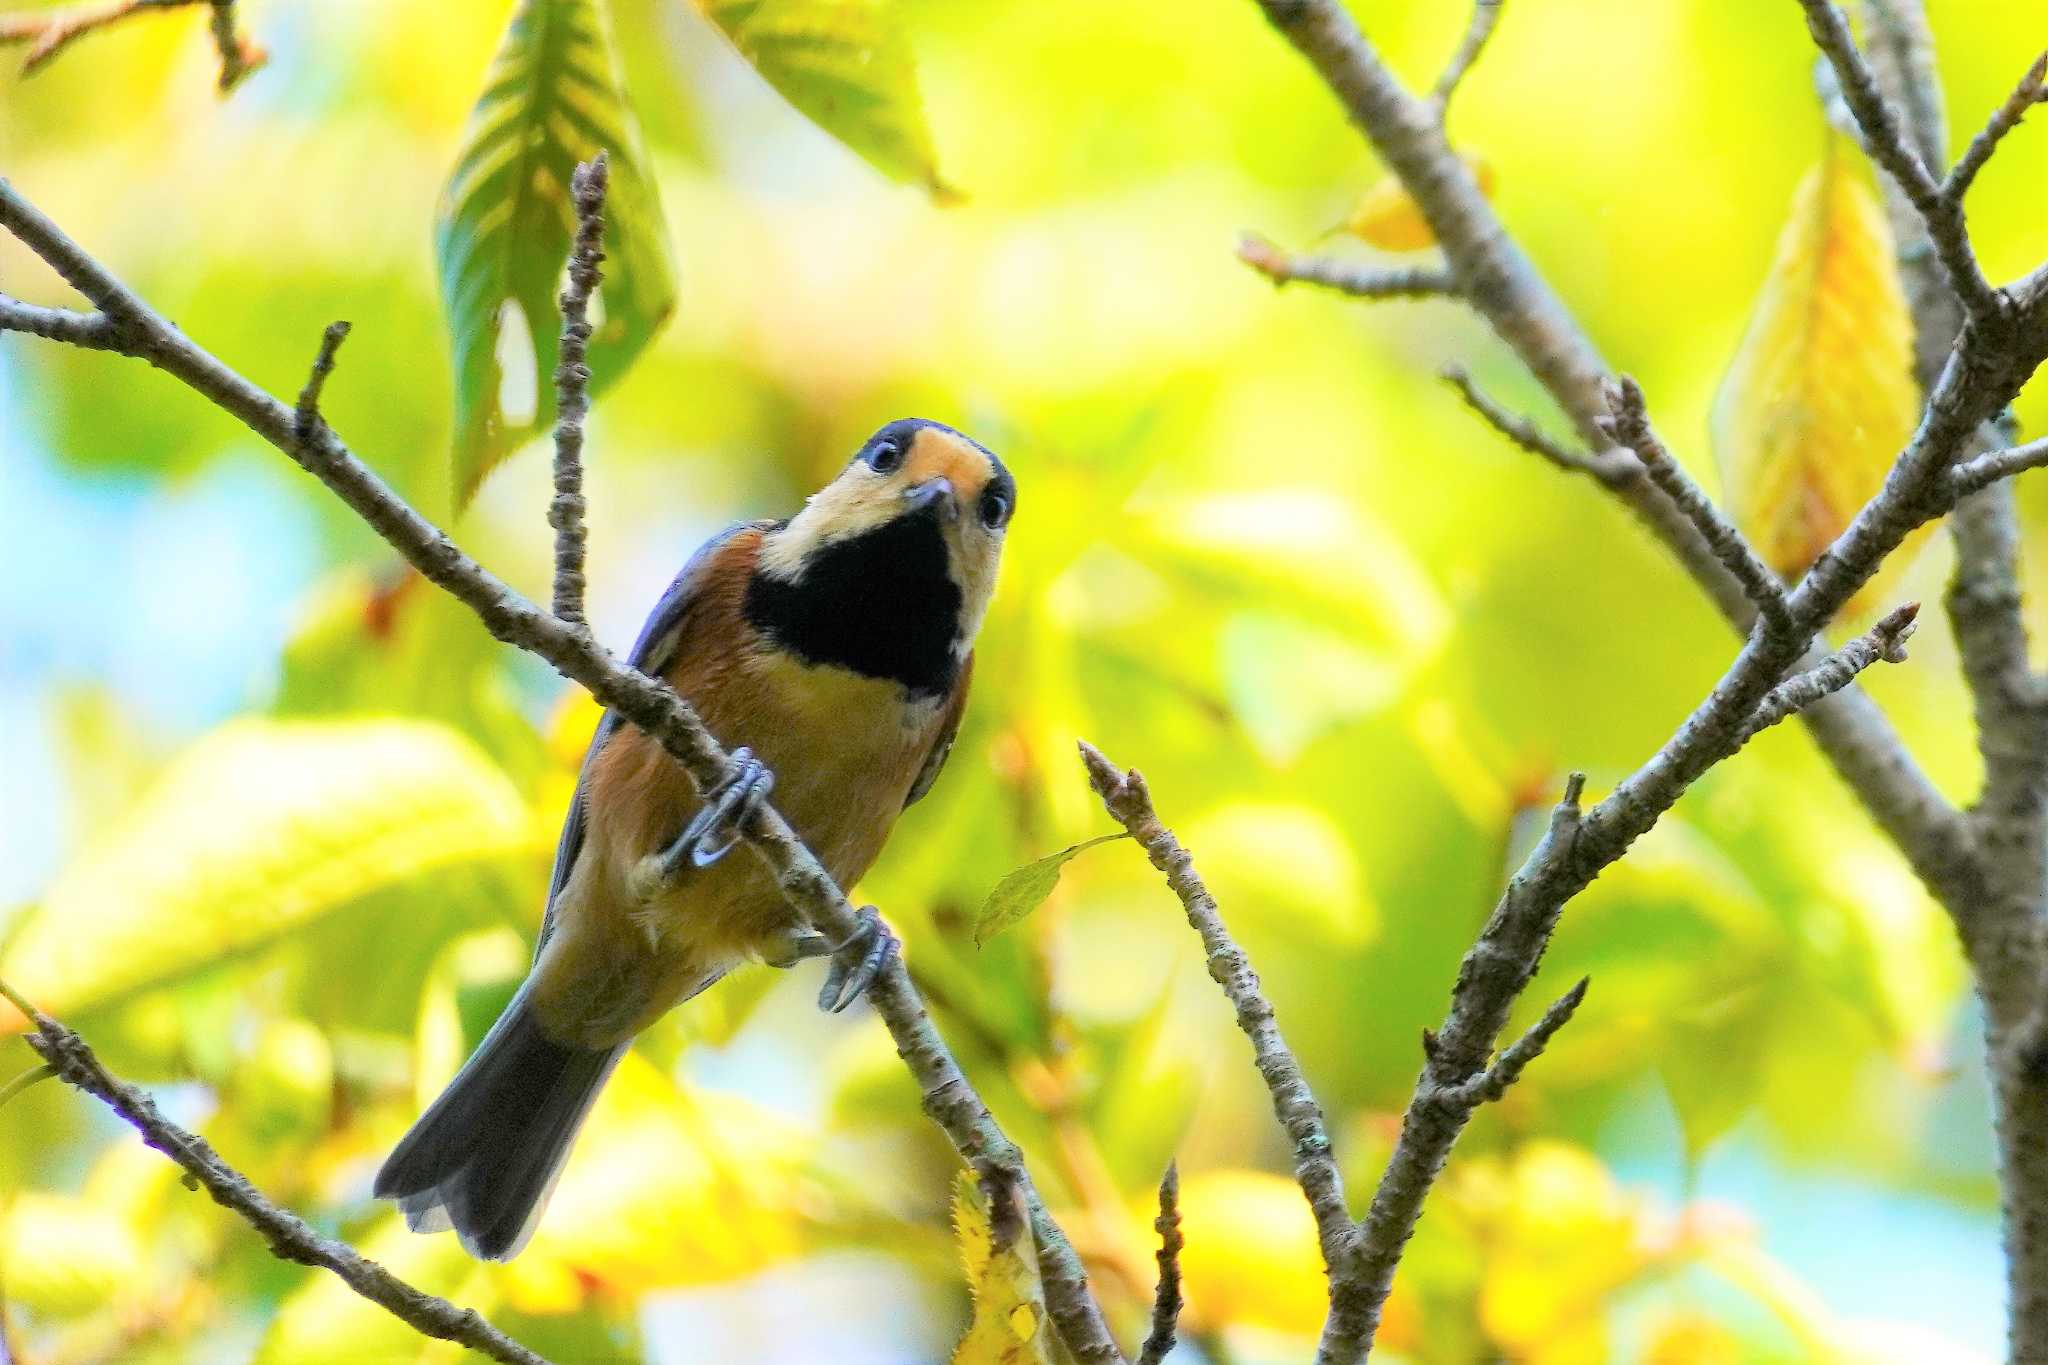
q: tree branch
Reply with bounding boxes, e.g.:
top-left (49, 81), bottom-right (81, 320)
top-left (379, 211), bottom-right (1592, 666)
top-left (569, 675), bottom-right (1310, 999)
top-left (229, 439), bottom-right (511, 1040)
top-left (1794, 0), bottom-right (2000, 319)
top-left (293, 321), bottom-right (350, 445)
top-left (1427, 0), bottom-right (1504, 117)
top-left (0, 0), bottom-right (260, 88)
top-left (1441, 365), bottom-right (1630, 486)
top-left (1135, 1163), bottom-right (1184, 1365)
top-left (1947, 437), bottom-right (2048, 503)
top-left (1596, 374), bottom-right (1792, 635)
top-left (1079, 741), bottom-right (1357, 1288)
top-left (1441, 976), bottom-right (1587, 1107)
top-left (1240, 0), bottom-right (1984, 921)
top-left (1736, 603), bottom-right (1920, 743)
top-left (549, 154), bottom-right (605, 631)
top-left (1236, 232), bottom-right (1459, 300)
top-left (0, 980), bottom-right (550, 1365)
top-left (1943, 51), bottom-right (2048, 208)
top-left (0, 176), bottom-right (1125, 1365)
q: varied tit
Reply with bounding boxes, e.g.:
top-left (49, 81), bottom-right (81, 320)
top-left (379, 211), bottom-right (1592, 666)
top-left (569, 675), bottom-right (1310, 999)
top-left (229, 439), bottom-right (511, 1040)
top-left (376, 418), bottom-right (1015, 1260)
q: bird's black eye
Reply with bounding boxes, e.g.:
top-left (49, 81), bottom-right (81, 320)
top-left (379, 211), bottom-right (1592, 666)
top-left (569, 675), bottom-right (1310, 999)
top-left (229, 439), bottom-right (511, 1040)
top-left (980, 488), bottom-right (1011, 529)
top-left (868, 440), bottom-right (904, 474)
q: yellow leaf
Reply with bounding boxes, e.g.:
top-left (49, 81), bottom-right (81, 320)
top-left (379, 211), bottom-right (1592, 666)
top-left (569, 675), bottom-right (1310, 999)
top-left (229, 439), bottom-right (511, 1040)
top-left (1466, 1143), bottom-right (1645, 1356)
top-left (498, 1051), bottom-right (810, 1311)
top-left (1713, 138), bottom-right (1923, 611)
top-left (0, 1192), bottom-right (147, 1319)
top-left (951, 1170), bottom-right (1057, 1365)
top-left (1343, 154), bottom-right (1495, 251)
top-left (1, 719), bottom-right (534, 1023)
top-left (1175, 1169), bottom-right (1326, 1335)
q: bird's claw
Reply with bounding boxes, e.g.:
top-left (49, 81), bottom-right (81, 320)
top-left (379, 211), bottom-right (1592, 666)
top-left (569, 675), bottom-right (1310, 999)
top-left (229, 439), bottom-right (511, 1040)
top-left (818, 906), bottom-right (897, 1014)
top-left (659, 748), bottom-right (774, 875)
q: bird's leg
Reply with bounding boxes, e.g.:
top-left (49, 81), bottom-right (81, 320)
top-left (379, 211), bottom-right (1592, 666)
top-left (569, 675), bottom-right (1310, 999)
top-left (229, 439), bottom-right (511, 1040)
top-left (817, 905), bottom-right (898, 1014)
top-left (656, 747), bottom-right (776, 876)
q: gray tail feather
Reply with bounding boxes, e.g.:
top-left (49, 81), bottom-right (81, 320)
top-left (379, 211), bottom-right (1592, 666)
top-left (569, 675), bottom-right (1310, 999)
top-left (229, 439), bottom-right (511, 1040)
top-left (374, 983), bottom-right (624, 1261)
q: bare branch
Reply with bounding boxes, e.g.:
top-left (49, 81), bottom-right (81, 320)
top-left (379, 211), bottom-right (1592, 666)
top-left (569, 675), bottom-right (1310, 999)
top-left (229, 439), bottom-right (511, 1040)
top-left (1444, 976), bottom-right (1588, 1107)
top-left (0, 292), bottom-right (124, 349)
top-left (1946, 436), bottom-right (2048, 503)
top-left (1442, 365), bottom-right (1630, 485)
top-left (1596, 374), bottom-right (1793, 635)
top-left (0, 177), bottom-right (1125, 1365)
top-left (550, 154), bottom-right (607, 631)
top-left (0, 980), bottom-right (549, 1365)
top-left (1944, 52), bottom-right (2048, 208)
top-left (1428, 0), bottom-right (1504, 116)
top-left (1793, 0), bottom-right (2000, 318)
top-left (0, 0), bottom-right (260, 88)
top-left (293, 321), bottom-right (351, 446)
top-left (1237, 232), bottom-right (1459, 300)
top-left (1135, 1163), bottom-right (1184, 1365)
top-left (1077, 742), bottom-right (1358, 1294)
top-left (1737, 604), bottom-right (1921, 744)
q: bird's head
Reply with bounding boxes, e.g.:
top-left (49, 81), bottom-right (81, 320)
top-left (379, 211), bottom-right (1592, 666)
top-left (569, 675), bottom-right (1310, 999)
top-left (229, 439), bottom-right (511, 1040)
top-left (747, 420), bottom-right (1013, 696)
top-left (757, 418), bottom-right (1015, 654)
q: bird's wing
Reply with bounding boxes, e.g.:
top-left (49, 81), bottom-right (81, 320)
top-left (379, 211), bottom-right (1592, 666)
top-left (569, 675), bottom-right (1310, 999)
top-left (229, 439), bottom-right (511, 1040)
top-left (535, 520), bottom-right (774, 958)
top-left (905, 652), bottom-right (974, 809)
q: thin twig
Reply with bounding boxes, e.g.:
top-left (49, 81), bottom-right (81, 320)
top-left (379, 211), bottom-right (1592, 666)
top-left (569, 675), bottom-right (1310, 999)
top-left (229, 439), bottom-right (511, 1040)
top-left (1737, 604), bottom-right (1920, 744)
top-left (0, 979), bottom-right (549, 1365)
top-left (1794, 0), bottom-right (2000, 318)
top-left (1444, 976), bottom-right (1588, 1106)
top-left (1428, 0), bottom-right (1504, 116)
top-left (1944, 51), bottom-right (2048, 207)
top-left (1237, 232), bottom-right (1459, 300)
top-left (1442, 365), bottom-right (1629, 485)
top-left (0, 0), bottom-right (258, 87)
top-left (293, 321), bottom-right (351, 446)
top-left (0, 1063), bottom-right (54, 1109)
top-left (1596, 374), bottom-right (1793, 635)
top-left (0, 293), bottom-right (124, 350)
top-left (550, 154), bottom-right (606, 630)
top-left (0, 176), bottom-right (1124, 1365)
top-left (1947, 436), bottom-right (2048, 503)
top-left (1135, 1162), bottom-right (1184, 1365)
top-left (1078, 741), bottom-right (1357, 1291)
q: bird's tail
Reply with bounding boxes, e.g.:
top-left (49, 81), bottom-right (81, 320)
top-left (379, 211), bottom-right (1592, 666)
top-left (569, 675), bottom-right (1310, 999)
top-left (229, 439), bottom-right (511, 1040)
top-left (374, 982), bottom-right (623, 1261)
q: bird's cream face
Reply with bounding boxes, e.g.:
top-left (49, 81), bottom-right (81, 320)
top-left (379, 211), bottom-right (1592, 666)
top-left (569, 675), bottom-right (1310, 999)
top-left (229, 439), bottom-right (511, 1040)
top-left (759, 420), bottom-right (1014, 646)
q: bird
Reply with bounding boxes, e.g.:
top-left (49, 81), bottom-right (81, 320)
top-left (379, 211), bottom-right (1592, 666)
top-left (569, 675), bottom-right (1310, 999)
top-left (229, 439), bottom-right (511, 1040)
top-left (375, 417), bottom-right (1015, 1260)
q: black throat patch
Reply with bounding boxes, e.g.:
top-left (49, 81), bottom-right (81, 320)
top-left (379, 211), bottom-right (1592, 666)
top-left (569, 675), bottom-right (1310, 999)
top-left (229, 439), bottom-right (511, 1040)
top-left (743, 512), bottom-right (964, 698)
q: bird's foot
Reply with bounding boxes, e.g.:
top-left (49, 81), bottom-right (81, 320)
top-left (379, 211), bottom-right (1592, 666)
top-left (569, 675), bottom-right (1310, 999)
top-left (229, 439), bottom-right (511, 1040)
top-left (661, 748), bottom-right (776, 875)
top-left (818, 906), bottom-right (898, 1014)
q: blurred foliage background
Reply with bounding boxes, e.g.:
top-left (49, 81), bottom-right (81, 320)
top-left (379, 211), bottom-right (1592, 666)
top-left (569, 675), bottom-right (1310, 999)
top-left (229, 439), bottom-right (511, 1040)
top-left (1, 0), bottom-right (2044, 1360)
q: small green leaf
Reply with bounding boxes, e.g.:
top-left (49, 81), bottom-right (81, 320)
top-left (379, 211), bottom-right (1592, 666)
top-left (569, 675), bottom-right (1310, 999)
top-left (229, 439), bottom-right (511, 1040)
top-left (973, 833), bottom-right (1128, 948)
top-left (702, 0), bottom-right (952, 195)
top-left (438, 0), bottom-right (677, 507)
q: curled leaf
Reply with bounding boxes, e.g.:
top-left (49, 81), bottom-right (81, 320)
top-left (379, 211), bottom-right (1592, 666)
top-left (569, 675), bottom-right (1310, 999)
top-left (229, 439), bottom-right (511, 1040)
top-left (1713, 137), bottom-right (1922, 609)
top-left (973, 833), bottom-right (1129, 948)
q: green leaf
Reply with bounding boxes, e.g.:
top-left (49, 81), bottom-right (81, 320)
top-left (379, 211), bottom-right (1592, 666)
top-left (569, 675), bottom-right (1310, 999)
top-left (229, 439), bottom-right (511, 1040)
top-left (0, 719), bottom-right (535, 1019)
top-left (438, 0), bottom-right (677, 507)
top-left (973, 833), bottom-right (1128, 948)
top-left (702, 0), bottom-right (952, 195)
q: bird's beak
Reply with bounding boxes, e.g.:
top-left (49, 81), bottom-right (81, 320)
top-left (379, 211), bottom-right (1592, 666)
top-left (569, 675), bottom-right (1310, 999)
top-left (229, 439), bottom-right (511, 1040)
top-left (902, 476), bottom-right (958, 522)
